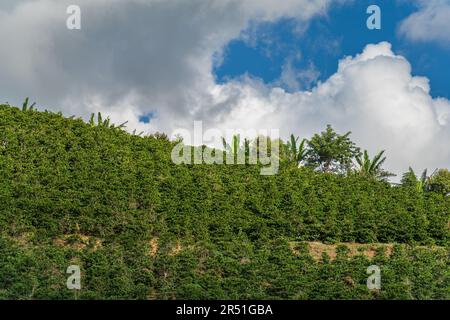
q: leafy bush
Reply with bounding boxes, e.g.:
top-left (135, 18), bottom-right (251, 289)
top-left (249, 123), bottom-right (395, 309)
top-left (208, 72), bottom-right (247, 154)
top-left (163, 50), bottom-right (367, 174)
top-left (0, 104), bottom-right (448, 299)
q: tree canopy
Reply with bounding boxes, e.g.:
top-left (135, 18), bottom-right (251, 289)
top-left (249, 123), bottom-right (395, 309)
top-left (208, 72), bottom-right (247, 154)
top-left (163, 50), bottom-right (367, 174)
top-left (304, 125), bottom-right (360, 173)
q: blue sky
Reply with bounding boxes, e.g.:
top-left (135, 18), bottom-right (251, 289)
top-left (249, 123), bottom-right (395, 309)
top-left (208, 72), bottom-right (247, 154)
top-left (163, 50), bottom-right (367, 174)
top-left (215, 0), bottom-right (450, 99)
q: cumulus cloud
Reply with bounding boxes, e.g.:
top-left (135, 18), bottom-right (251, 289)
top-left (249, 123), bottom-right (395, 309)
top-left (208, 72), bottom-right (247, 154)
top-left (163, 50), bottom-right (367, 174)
top-left (0, 1), bottom-right (449, 177)
top-left (276, 53), bottom-right (321, 92)
top-left (208, 42), bottom-right (450, 176)
top-left (0, 0), bottom-right (336, 132)
top-left (399, 0), bottom-right (450, 45)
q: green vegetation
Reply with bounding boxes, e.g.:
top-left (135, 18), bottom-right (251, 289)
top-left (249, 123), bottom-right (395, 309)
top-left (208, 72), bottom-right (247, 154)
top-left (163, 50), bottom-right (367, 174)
top-left (285, 134), bottom-right (307, 166)
top-left (355, 150), bottom-right (394, 181)
top-left (0, 104), bottom-right (448, 300)
top-left (304, 124), bottom-right (360, 173)
top-left (428, 169), bottom-right (450, 196)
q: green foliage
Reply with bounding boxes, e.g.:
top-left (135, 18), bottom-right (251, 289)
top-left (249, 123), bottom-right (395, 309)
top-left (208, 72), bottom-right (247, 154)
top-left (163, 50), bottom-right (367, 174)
top-left (401, 167), bottom-right (430, 193)
top-left (286, 134), bottom-right (307, 166)
top-left (21, 97), bottom-right (36, 112)
top-left (0, 105), bottom-right (448, 300)
top-left (89, 112), bottom-right (128, 130)
top-left (428, 169), bottom-right (450, 196)
top-left (222, 134), bottom-right (244, 163)
top-left (305, 125), bottom-right (360, 173)
top-left (355, 150), bottom-right (394, 181)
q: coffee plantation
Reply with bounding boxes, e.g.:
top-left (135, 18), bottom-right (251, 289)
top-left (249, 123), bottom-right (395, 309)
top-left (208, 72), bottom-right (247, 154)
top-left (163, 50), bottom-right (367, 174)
top-left (0, 104), bottom-right (448, 299)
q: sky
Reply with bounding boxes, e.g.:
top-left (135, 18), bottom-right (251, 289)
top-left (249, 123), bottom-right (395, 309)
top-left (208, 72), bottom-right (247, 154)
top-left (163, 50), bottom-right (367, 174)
top-left (215, 0), bottom-right (450, 98)
top-left (0, 0), bottom-right (449, 177)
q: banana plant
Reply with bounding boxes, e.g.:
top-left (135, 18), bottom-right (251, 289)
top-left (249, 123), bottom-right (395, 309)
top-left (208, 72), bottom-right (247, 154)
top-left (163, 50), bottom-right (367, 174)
top-left (89, 112), bottom-right (128, 130)
top-left (401, 167), bottom-right (430, 192)
top-left (418, 169), bottom-right (427, 192)
top-left (355, 150), bottom-right (393, 180)
top-left (286, 134), bottom-right (307, 165)
top-left (132, 129), bottom-right (144, 136)
top-left (416, 169), bottom-right (431, 193)
top-left (222, 134), bottom-right (241, 159)
top-left (222, 134), bottom-right (250, 164)
top-left (22, 97), bottom-right (36, 112)
top-left (243, 138), bottom-right (250, 158)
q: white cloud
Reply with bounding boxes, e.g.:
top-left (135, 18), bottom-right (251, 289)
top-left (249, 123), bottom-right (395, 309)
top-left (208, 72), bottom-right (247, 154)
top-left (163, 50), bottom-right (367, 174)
top-left (202, 42), bottom-right (450, 176)
top-left (399, 0), bottom-right (450, 45)
top-left (0, 1), bottom-right (449, 177)
top-left (0, 0), bottom-right (337, 131)
top-left (276, 53), bottom-right (321, 91)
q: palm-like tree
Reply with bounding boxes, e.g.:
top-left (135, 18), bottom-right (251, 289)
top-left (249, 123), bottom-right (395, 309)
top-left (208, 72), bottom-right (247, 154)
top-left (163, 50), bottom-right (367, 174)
top-left (222, 134), bottom-right (252, 164)
top-left (355, 150), bottom-right (393, 180)
top-left (222, 134), bottom-right (241, 159)
top-left (417, 169), bottom-right (429, 192)
top-left (89, 112), bottom-right (128, 130)
top-left (286, 134), bottom-right (307, 166)
top-left (402, 167), bottom-right (432, 193)
top-left (22, 97), bottom-right (36, 111)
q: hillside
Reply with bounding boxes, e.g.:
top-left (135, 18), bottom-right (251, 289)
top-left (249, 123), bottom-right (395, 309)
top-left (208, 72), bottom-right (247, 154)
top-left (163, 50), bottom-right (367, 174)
top-left (0, 104), bottom-right (448, 299)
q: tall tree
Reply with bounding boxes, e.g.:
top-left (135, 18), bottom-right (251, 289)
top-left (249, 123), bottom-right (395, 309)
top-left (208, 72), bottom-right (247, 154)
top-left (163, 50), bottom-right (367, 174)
top-left (305, 125), bottom-right (360, 173)
top-left (427, 169), bottom-right (450, 196)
